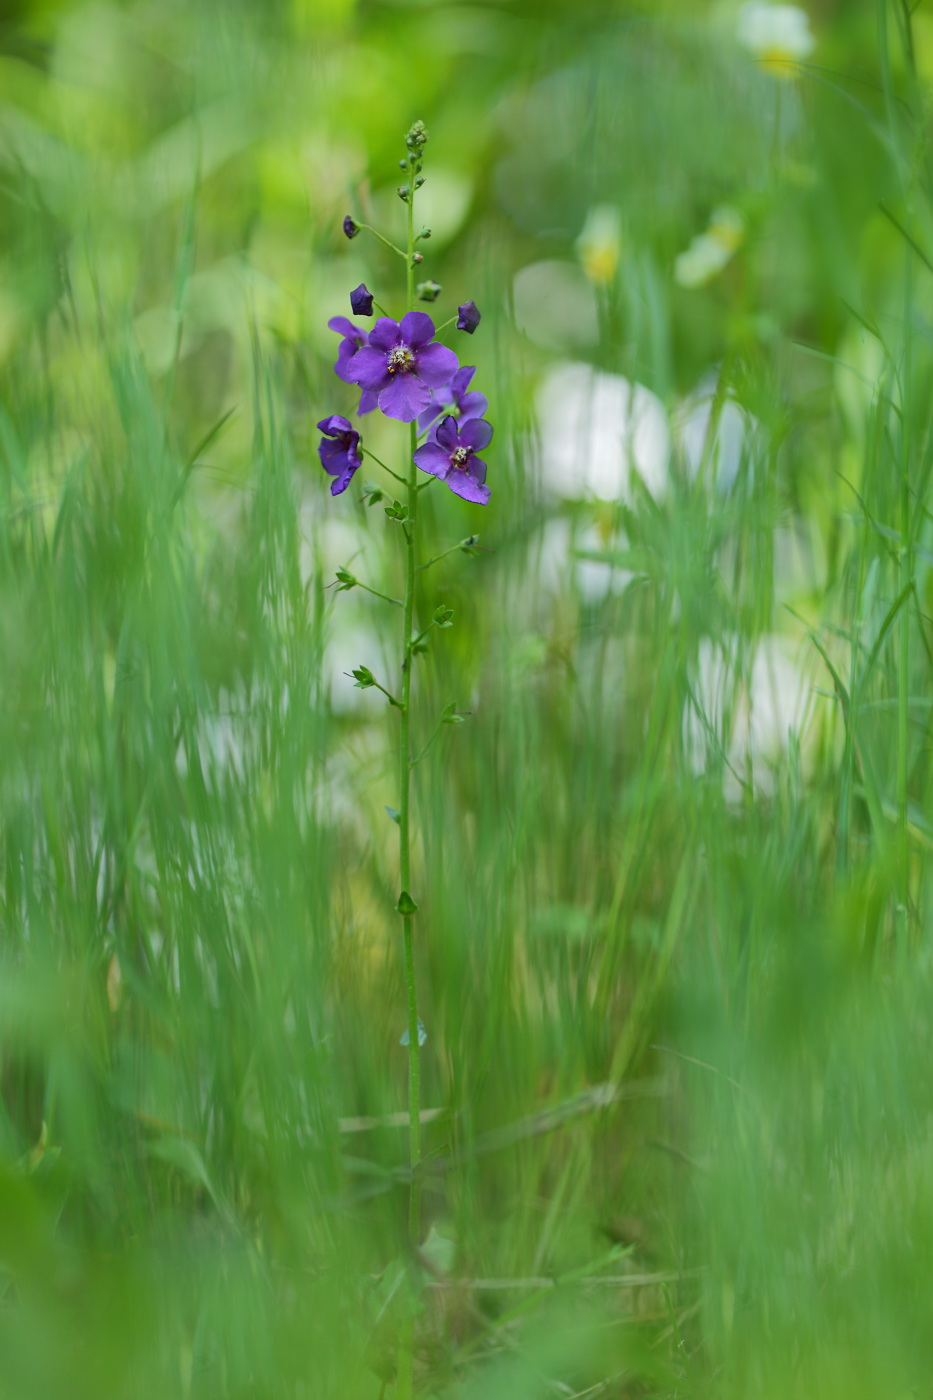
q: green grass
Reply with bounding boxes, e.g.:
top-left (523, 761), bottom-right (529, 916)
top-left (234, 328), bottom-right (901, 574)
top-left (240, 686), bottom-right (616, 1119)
top-left (2, 0), bottom-right (933, 1395)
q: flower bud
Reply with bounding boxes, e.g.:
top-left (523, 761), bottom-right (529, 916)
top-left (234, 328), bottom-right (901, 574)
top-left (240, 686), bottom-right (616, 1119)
top-left (457, 300), bottom-right (481, 334)
top-left (342, 215), bottom-right (360, 239)
top-left (417, 280), bottom-right (442, 302)
top-left (411, 252), bottom-right (424, 265)
top-left (417, 227), bottom-right (432, 241)
top-left (349, 283), bottom-right (374, 316)
top-left (405, 120), bottom-right (428, 150)
top-left (397, 185), bottom-right (411, 202)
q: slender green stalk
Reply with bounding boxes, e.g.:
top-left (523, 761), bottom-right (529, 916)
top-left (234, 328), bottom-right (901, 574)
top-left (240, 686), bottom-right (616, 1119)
top-left (396, 139), bottom-right (422, 1400)
top-left (897, 243), bottom-right (912, 950)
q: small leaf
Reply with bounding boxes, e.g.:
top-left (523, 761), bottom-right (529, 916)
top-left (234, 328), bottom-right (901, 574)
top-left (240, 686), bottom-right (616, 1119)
top-left (433, 604), bottom-right (454, 628)
top-left (385, 806), bottom-right (401, 825)
top-left (396, 890), bottom-right (419, 916)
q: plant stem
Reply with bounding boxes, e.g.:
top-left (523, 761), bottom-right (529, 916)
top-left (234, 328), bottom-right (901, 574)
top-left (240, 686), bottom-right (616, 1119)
top-left (399, 415), bottom-right (421, 1228)
top-left (897, 242), bottom-right (912, 951)
top-left (396, 146), bottom-right (421, 1400)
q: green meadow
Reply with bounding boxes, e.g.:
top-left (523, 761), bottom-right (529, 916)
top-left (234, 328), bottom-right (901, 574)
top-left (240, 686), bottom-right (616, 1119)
top-left (3, 0), bottom-right (933, 1394)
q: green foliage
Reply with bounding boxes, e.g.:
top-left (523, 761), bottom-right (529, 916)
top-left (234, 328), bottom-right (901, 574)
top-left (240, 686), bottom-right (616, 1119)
top-left (2, 0), bottom-right (933, 1396)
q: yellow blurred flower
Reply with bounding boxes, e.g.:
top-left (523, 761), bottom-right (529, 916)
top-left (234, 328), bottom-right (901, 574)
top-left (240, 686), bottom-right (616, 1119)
top-left (674, 206), bottom-right (745, 289)
top-left (575, 204), bottom-right (622, 285)
top-left (737, 2), bottom-right (815, 78)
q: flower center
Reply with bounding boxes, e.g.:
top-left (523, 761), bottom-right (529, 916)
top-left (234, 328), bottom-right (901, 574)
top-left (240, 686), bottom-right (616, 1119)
top-left (450, 445), bottom-right (473, 470)
top-left (387, 344), bottom-right (415, 374)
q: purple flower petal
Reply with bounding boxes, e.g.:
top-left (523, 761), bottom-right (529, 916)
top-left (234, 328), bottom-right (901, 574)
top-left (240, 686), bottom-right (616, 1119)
top-left (330, 461), bottom-right (358, 495)
top-left (328, 315), bottom-right (360, 339)
top-left (399, 311), bottom-right (436, 347)
top-left (435, 416), bottom-right (460, 452)
top-left (413, 442), bottom-right (451, 479)
top-left (416, 402), bottom-right (443, 432)
top-left (379, 373), bottom-right (432, 422)
top-left (317, 413), bottom-right (354, 435)
top-left (447, 458), bottom-right (490, 504)
top-left (450, 365), bottom-right (477, 396)
top-left (346, 345), bottom-right (393, 391)
top-left (460, 418), bottom-right (493, 452)
top-left (368, 317), bottom-right (401, 352)
top-left (335, 339), bottom-right (362, 383)
top-left (415, 341), bottom-right (459, 388)
top-left (358, 388), bottom-right (379, 415)
top-left (458, 390), bottom-right (488, 422)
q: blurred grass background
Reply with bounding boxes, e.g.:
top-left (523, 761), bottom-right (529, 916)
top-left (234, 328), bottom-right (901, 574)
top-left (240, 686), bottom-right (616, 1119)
top-left (4, 0), bottom-right (933, 1395)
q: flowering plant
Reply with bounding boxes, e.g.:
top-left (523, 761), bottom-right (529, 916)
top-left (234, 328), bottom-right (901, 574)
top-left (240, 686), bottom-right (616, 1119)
top-left (316, 120), bottom-right (492, 1395)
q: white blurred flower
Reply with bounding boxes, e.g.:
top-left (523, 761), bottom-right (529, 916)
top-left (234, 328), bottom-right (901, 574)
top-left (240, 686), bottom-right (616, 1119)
top-left (534, 361), bottom-right (670, 502)
top-left (687, 634), bottom-right (817, 798)
top-left (536, 517), bottom-right (631, 603)
top-left (737, 3), bottom-right (815, 77)
top-left (576, 204), bottom-right (622, 286)
top-left (674, 206), bottom-right (745, 289)
top-left (676, 372), bottom-right (762, 492)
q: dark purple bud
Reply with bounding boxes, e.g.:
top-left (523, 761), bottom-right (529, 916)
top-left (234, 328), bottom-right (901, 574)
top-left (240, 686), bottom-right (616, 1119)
top-left (457, 301), bottom-right (481, 334)
top-left (343, 215), bottom-right (360, 240)
top-left (350, 283), bottom-right (374, 317)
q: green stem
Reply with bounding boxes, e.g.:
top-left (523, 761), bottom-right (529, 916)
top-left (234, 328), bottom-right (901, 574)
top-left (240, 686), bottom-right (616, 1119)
top-left (416, 537), bottom-right (475, 574)
top-left (396, 145), bottom-right (421, 1400)
top-left (362, 448), bottom-right (407, 485)
top-left (897, 248), bottom-right (912, 950)
top-left (355, 580), bottom-right (404, 608)
top-left (354, 221), bottom-right (408, 261)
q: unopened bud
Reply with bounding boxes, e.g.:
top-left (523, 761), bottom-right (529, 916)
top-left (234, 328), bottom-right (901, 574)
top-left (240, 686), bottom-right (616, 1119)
top-left (417, 279), bottom-right (442, 302)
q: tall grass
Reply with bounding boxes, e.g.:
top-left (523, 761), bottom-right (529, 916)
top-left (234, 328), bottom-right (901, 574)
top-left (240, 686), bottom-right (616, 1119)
top-left (2, 0), bottom-right (933, 1395)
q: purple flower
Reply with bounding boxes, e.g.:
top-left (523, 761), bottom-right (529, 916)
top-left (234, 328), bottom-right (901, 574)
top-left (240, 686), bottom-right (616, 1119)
top-left (346, 312), bottom-right (459, 423)
top-left (350, 283), bottom-right (374, 317)
top-left (457, 301), bottom-right (481, 334)
top-left (416, 365), bottom-right (488, 433)
top-left (328, 316), bottom-right (378, 415)
top-left (343, 215), bottom-right (359, 239)
top-left (318, 415), bottom-right (362, 496)
top-left (413, 415), bottom-right (492, 504)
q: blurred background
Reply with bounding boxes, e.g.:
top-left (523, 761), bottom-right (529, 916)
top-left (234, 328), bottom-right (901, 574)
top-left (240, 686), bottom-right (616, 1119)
top-left (3, 0), bottom-right (933, 1395)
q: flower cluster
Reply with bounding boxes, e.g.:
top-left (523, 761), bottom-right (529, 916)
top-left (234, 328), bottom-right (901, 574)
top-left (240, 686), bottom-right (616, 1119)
top-left (317, 145), bottom-right (493, 502)
top-left (319, 297), bottom-right (492, 500)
